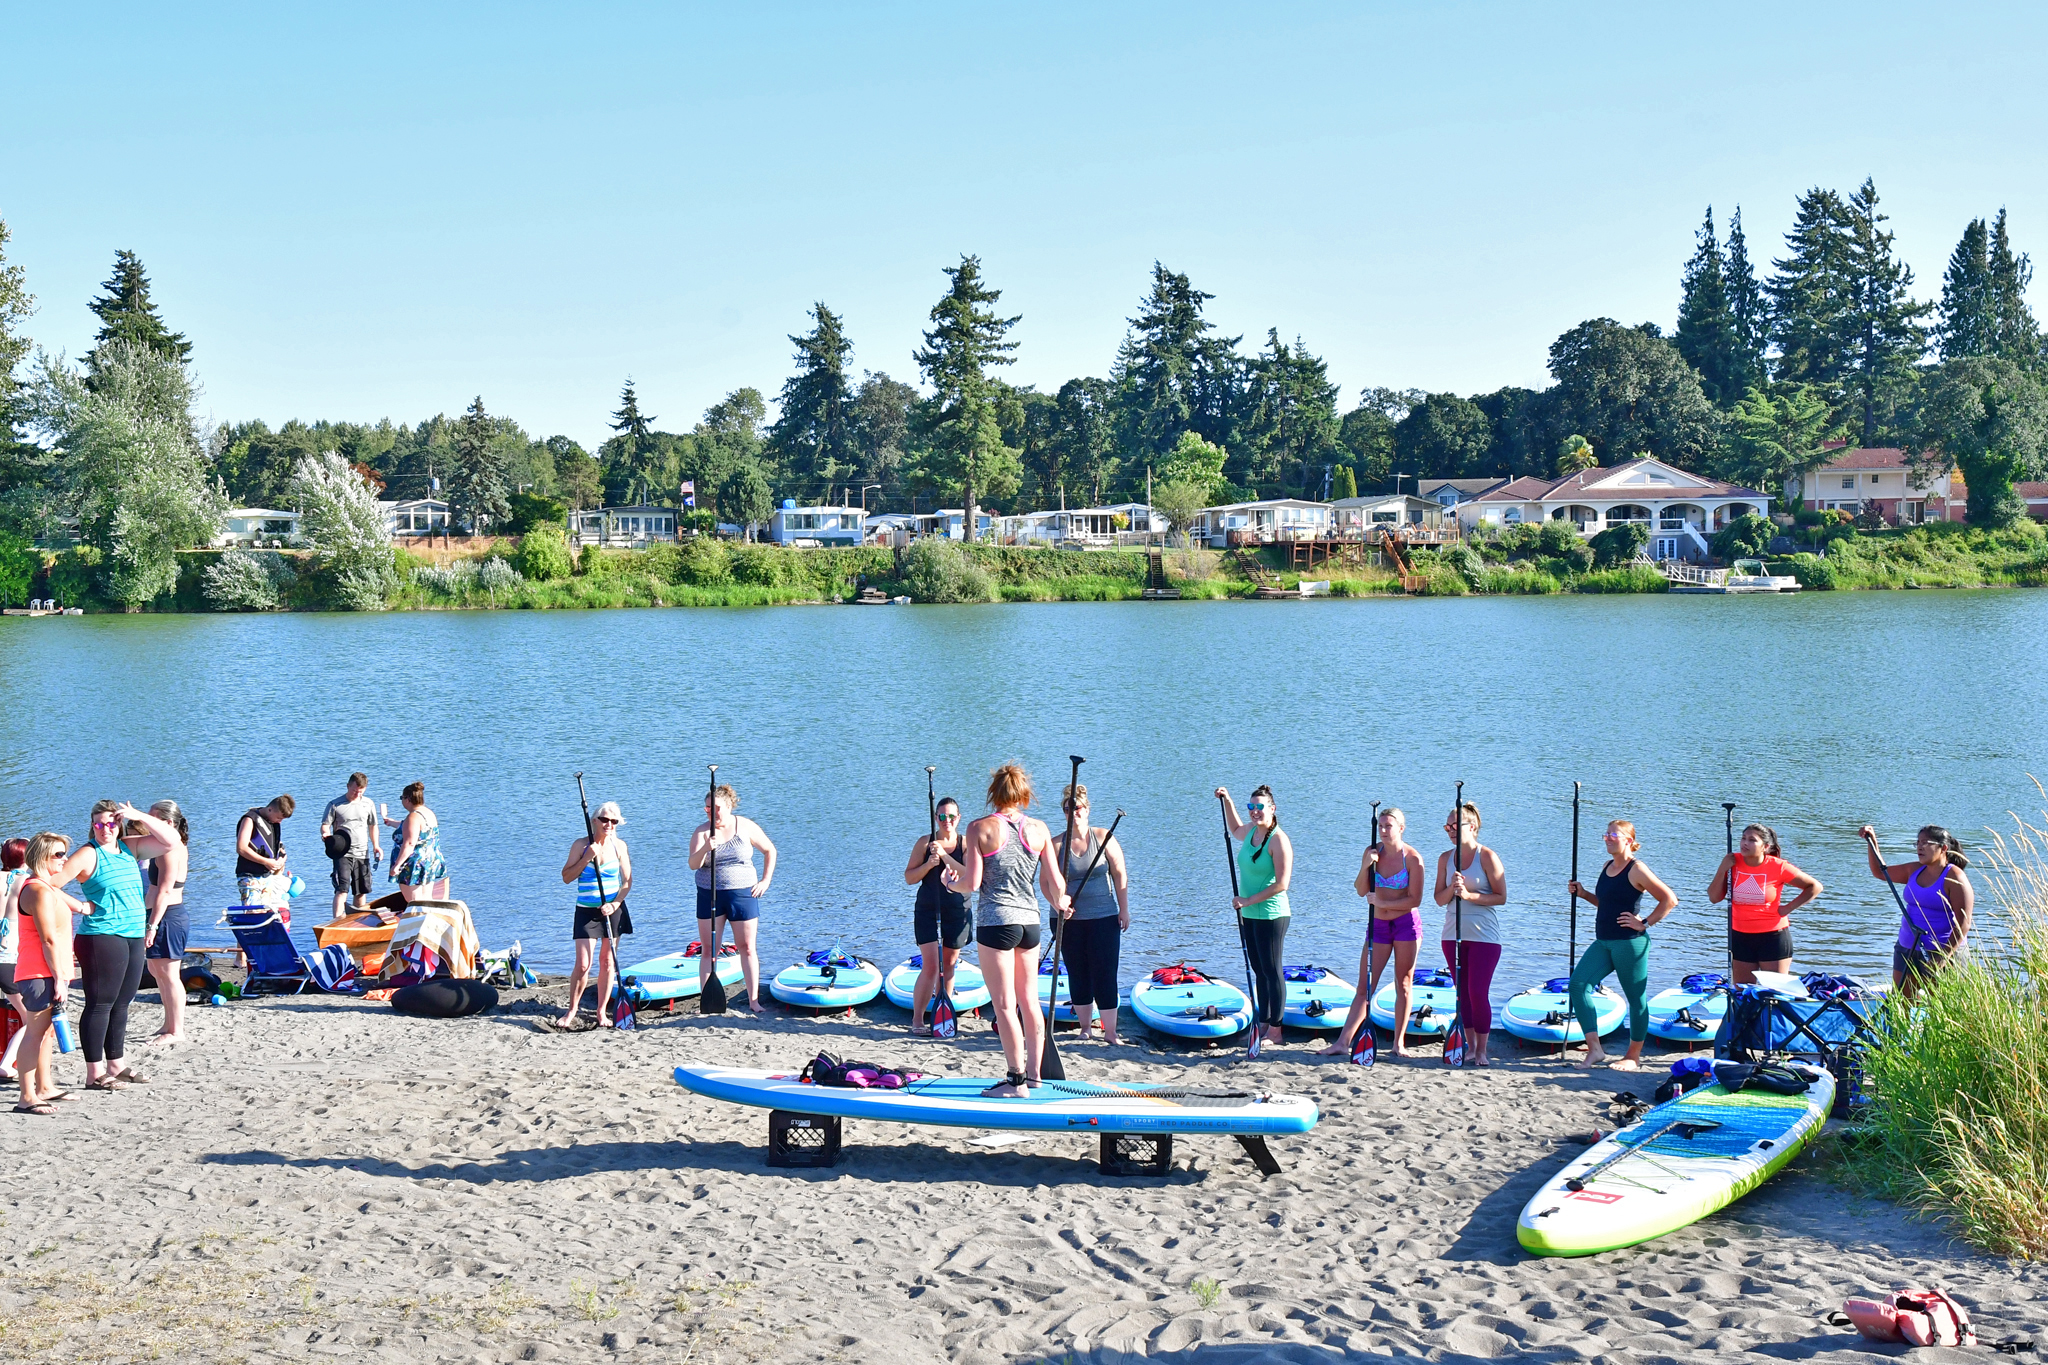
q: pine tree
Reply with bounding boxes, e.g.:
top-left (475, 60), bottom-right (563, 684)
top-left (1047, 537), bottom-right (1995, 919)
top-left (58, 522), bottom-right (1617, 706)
top-left (1724, 209), bottom-right (1769, 398)
top-left (1767, 188), bottom-right (1856, 402)
top-left (450, 396), bottom-right (511, 534)
top-left (85, 250), bottom-right (190, 382)
top-left (768, 303), bottom-right (855, 499)
top-left (1839, 178), bottom-right (1933, 445)
top-left (1987, 208), bottom-right (2041, 364)
top-left (1110, 264), bottom-right (1243, 463)
top-left (1240, 331), bottom-right (1340, 495)
top-left (910, 255), bottom-right (1021, 539)
top-left (1674, 209), bottom-right (1745, 405)
top-left (1937, 218), bottom-right (1993, 360)
top-left (0, 215), bottom-right (35, 476)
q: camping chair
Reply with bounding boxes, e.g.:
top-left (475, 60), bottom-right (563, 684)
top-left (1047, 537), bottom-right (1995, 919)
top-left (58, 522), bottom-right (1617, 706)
top-left (220, 908), bottom-right (359, 994)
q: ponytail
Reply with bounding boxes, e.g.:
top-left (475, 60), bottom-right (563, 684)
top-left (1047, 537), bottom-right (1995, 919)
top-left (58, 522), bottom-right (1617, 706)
top-left (1742, 823), bottom-right (1783, 857)
top-left (1920, 824), bottom-right (1969, 870)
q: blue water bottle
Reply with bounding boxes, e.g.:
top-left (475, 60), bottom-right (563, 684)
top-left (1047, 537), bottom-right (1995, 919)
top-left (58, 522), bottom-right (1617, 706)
top-left (53, 1016), bottom-right (76, 1054)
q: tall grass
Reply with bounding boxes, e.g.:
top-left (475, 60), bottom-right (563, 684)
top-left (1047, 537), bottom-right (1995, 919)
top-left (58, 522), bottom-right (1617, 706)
top-left (1849, 801), bottom-right (2048, 1257)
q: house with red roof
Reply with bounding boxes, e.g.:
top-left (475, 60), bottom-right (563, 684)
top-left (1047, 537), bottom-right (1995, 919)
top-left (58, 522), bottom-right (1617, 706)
top-left (1800, 447), bottom-right (1961, 525)
top-left (1462, 458), bottom-right (1770, 562)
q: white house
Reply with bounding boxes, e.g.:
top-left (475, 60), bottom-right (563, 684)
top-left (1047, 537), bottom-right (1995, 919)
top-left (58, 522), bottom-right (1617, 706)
top-left (913, 509), bottom-right (993, 542)
top-left (768, 504), bottom-right (867, 546)
top-left (1801, 448), bottom-right (1959, 525)
top-left (570, 505), bottom-right (679, 548)
top-left (380, 498), bottom-right (449, 538)
top-left (1002, 503), bottom-right (1164, 547)
top-left (1190, 499), bottom-right (1333, 549)
top-left (1469, 459), bottom-right (1771, 561)
top-left (215, 509), bottom-right (303, 548)
top-left (1329, 494), bottom-right (1444, 533)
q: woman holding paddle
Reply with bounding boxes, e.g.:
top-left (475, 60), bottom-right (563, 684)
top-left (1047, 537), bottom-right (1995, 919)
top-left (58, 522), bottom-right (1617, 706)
top-left (903, 794), bottom-right (972, 1035)
top-left (1859, 824), bottom-right (1973, 998)
top-left (1057, 784), bottom-right (1130, 1044)
top-left (1215, 784), bottom-right (1291, 1050)
top-left (1566, 819), bottom-right (1678, 1070)
top-left (559, 800), bottom-right (633, 1028)
top-left (1319, 807), bottom-right (1427, 1060)
top-left (938, 763), bottom-right (1069, 1098)
top-left (691, 784), bottom-right (777, 1015)
top-left (1708, 824), bottom-right (1821, 983)
top-left (1433, 801), bottom-right (1505, 1067)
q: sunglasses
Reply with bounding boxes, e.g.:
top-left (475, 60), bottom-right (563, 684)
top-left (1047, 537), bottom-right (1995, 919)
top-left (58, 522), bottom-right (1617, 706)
top-left (1248, 803), bottom-right (1271, 813)
top-left (936, 812), bottom-right (959, 821)
top-left (596, 818), bottom-right (620, 826)
top-left (93, 819), bottom-right (121, 830)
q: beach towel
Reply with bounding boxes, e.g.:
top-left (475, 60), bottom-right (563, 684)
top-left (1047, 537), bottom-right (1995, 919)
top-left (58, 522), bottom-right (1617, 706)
top-left (379, 899), bottom-right (480, 986)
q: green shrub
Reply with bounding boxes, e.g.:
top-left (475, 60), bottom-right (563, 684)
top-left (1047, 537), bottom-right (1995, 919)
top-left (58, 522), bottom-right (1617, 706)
top-left (1784, 552), bottom-right (1839, 590)
top-left (202, 550), bottom-right (295, 611)
top-left (1588, 521), bottom-right (1649, 569)
top-left (577, 543), bottom-right (602, 577)
top-left (676, 536), bottom-right (731, 586)
top-left (1712, 512), bottom-right (1775, 560)
top-left (515, 525), bottom-right (573, 582)
top-left (1572, 565), bottom-right (1667, 594)
top-left (504, 490), bottom-right (566, 536)
top-left (903, 538), bottom-right (996, 603)
top-left (729, 543), bottom-right (792, 586)
top-left (1471, 566), bottom-right (1561, 594)
top-left (1536, 519), bottom-right (1581, 557)
top-left (0, 530), bottom-right (32, 605)
top-left (1496, 522), bottom-right (1544, 559)
top-left (1438, 543), bottom-right (1484, 584)
top-left (46, 546), bottom-right (103, 608)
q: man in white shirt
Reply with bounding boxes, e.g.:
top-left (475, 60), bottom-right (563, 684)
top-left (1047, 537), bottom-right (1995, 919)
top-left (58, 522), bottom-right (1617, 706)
top-left (320, 773), bottom-right (382, 918)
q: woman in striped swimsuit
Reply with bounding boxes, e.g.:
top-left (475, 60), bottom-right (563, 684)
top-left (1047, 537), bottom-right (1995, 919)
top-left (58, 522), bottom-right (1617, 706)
top-left (559, 800), bottom-right (633, 1028)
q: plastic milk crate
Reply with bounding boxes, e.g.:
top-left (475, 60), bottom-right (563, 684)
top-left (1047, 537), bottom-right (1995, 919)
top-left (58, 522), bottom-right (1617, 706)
top-left (1100, 1133), bottom-right (1174, 1177)
top-left (1714, 979), bottom-right (1879, 1118)
top-left (767, 1110), bottom-right (842, 1168)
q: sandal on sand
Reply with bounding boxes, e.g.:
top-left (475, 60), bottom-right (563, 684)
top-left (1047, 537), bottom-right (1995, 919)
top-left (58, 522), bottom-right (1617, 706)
top-left (13, 1102), bottom-right (56, 1116)
top-left (86, 1077), bottom-right (123, 1092)
top-left (115, 1068), bottom-right (152, 1084)
top-left (43, 1090), bottom-right (78, 1103)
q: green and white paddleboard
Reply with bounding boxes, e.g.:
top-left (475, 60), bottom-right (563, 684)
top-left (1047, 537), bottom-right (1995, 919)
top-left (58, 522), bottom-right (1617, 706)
top-left (1517, 1069), bottom-right (1834, 1257)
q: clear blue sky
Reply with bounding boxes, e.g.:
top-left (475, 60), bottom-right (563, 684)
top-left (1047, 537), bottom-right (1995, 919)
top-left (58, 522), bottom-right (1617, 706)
top-left (6, 3), bottom-right (2044, 451)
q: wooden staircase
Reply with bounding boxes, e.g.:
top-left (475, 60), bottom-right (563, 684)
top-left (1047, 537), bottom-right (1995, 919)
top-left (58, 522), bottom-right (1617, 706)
top-left (1142, 548), bottom-right (1181, 599)
top-left (1375, 529), bottom-right (1428, 593)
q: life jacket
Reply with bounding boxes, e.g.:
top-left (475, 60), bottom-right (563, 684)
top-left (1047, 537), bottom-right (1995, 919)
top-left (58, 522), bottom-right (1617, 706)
top-left (1150, 963), bottom-right (1208, 986)
top-left (799, 1051), bottom-right (924, 1089)
top-left (1837, 1288), bottom-right (1977, 1348)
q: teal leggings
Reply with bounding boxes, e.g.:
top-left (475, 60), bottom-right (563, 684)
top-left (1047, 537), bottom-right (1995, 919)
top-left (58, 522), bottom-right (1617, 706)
top-left (1570, 937), bottom-right (1651, 1045)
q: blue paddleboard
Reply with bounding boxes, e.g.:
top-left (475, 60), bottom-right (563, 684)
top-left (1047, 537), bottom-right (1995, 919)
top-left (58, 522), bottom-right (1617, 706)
top-left (1280, 964), bottom-right (1354, 1030)
top-left (1499, 977), bottom-right (1627, 1043)
top-left (1368, 967), bottom-right (1459, 1037)
top-left (623, 945), bottom-right (744, 1003)
top-left (883, 954), bottom-right (992, 1012)
top-left (1130, 974), bottom-right (1251, 1039)
top-left (769, 954), bottom-right (883, 1010)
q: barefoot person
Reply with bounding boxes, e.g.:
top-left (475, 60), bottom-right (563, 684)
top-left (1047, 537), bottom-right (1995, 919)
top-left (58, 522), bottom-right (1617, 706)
top-left (387, 782), bottom-right (450, 904)
top-left (1860, 823), bottom-right (1974, 999)
top-left (1321, 808), bottom-right (1426, 1060)
top-left (1, 839), bottom-right (28, 1082)
top-left (559, 801), bottom-right (633, 1028)
top-left (13, 833), bottom-right (79, 1116)
top-left (234, 795), bottom-right (294, 909)
top-left (1709, 824), bottom-right (1821, 983)
top-left (1215, 784), bottom-right (1291, 1051)
top-left (320, 773), bottom-right (381, 919)
top-left (1566, 819), bottom-right (1678, 1071)
top-left (1057, 784), bottom-right (1130, 1044)
top-left (903, 794), bottom-right (971, 1036)
top-left (1434, 800), bottom-right (1506, 1068)
top-left (140, 801), bottom-right (191, 1046)
top-left (55, 801), bottom-right (181, 1090)
top-left (942, 763), bottom-right (1068, 1097)
top-left (690, 784), bottom-right (777, 1015)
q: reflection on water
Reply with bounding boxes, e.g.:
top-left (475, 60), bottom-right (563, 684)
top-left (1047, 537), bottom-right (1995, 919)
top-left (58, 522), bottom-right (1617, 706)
top-left (2, 591), bottom-right (2042, 1009)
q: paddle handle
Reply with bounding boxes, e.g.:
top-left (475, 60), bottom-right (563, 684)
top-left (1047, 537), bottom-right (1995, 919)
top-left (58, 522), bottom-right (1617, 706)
top-left (1865, 829), bottom-right (1935, 953)
top-left (1569, 782), bottom-right (1579, 970)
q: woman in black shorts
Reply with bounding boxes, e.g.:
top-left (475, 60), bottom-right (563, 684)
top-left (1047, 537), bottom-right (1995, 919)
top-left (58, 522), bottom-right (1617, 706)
top-left (141, 801), bottom-right (191, 1046)
top-left (559, 800), bottom-right (633, 1028)
top-left (902, 795), bottom-right (971, 1035)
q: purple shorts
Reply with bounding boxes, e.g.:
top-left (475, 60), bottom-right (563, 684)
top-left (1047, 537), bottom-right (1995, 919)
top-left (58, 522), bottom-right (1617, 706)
top-left (1369, 911), bottom-right (1421, 946)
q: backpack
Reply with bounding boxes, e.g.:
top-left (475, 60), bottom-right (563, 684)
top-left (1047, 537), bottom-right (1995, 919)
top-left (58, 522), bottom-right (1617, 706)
top-left (1836, 1288), bottom-right (1977, 1347)
top-left (798, 1051), bottom-right (924, 1089)
top-left (1712, 1059), bottom-right (1818, 1095)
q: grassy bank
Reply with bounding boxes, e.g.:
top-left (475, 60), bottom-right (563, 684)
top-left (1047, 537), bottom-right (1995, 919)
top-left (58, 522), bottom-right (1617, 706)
top-left (1846, 802), bottom-right (2048, 1257)
top-left (1770, 520), bottom-right (2048, 590)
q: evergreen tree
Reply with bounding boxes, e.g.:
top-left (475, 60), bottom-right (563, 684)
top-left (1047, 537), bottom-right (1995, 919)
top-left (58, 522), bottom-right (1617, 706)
top-left (910, 255), bottom-right (1021, 538)
top-left (1767, 187), bottom-right (1856, 401)
top-left (769, 302), bottom-right (855, 499)
top-left (0, 215), bottom-right (41, 528)
top-left (848, 371), bottom-right (916, 487)
top-left (1050, 377), bottom-right (1115, 506)
top-left (1725, 209), bottom-right (1769, 397)
top-left (1110, 263), bottom-right (1243, 464)
top-left (1674, 208), bottom-right (1747, 405)
top-left (449, 396), bottom-right (512, 534)
top-left (85, 250), bottom-right (190, 382)
top-left (1238, 331), bottom-right (1340, 496)
top-left (1337, 388), bottom-right (1417, 491)
top-left (1937, 218), bottom-right (1994, 360)
top-left (1987, 208), bottom-right (2041, 364)
top-left (1712, 384), bottom-right (1839, 503)
top-left (1330, 465), bottom-right (1357, 500)
top-left (1839, 178), bottom-right (1933, 445)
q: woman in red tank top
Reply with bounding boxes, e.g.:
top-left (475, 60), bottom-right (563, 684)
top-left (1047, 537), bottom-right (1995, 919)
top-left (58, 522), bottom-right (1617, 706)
top-left (1708, 823), bottom-right (1821, 982)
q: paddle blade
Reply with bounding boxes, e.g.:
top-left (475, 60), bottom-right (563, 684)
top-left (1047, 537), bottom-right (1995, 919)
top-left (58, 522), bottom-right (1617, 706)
top-left (1443, 1018), bottom-right (1465, 1068)
top-left (931, 988), bottom-right (957, 1041)
top-left (1350, 1027), bottom-right (1376, 1068)
top-left (1039, 1032), bottom-right (1066, 1082)
top-left (1246, 1028), bottom-right (1262, 1060)
top-left (613, 996), bottom-right (637, 1032)
top-left (700, 965), bottom-right (728, 1016)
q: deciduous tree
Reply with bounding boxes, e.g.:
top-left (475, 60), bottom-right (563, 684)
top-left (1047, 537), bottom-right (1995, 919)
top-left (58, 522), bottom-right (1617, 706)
top-left (1545, 319), bottom-right (1717, 470)
top-left (1394, 393), bottom-right (1493, 480)
top-left (1912, 357), bottom-right (2048, 528)
top-left (1713, 384), bottom-right (1839, 503)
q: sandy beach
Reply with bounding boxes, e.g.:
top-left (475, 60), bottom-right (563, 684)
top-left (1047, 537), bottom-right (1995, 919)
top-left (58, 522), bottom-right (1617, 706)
top-left (2, 982), bottom-right (2040, 1365)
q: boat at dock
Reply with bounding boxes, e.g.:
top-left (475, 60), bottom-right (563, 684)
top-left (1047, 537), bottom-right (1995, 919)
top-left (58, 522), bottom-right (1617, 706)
top-left (1658, 558), bottom-right (1801, 594)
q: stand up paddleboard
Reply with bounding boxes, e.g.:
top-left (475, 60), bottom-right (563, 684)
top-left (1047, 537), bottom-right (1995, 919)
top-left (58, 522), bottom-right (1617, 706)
top-left (1368, 967), bottom-right (1458, 1038)
top-left (624, 943), bottom-right (744, 1004)
top-left (883, 955), bottom-right (992, 1013)
top-left (1129, 969), bottom-right (1251, 1040)
top-left (1517, 1065), bottom-right (1834, 1256)
top-left (1498, 977), bottom-right (1627, 1044)
top-left (1033, 958), bottom-right (1132, 1024)
top-left (769, 953), bottom-right (883, 1010)
top-left (1645, 971), bottom-right (1731, 1043)
top-left (1280, 965), bottom-right (1354, 1030)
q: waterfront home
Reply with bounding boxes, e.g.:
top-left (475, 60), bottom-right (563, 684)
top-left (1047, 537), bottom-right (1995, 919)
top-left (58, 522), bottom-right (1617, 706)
top-left (914, 509), bottom-right (994, 542)
top-left (2023, 483), bottom-right (2048, 520)
top-left (865, 513), bottom-right (917, 547)
top-left (1800, 448), bottom-right (1960, 525)
top-left (1003, 503), bottom-right (1164, 546)
top-left (570, 504), bottom-right (679, 548)
top-left (215, 508), bottom-right (303, 548)
top-left (768, 504), bottom-right (866, 546)
top-left (1330, 494), bottom-right (1445, 534)
top-left (380, 498), bottom-right (449, 538)
top-left (1468, 459), bottom-right (1770, 561)
top-left (1416, 478), bottom-right (1510, 511)
top-left (1191, 499), bottom-right (1334, 549)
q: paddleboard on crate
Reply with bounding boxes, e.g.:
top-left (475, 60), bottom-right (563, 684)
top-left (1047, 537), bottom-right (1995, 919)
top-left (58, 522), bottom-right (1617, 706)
top-left (1517, 1067), bottom-right (1835, 1257)
top-left (769, 955), bottom-right (883, 1010)
top-left (1645, 971), bottom-right (1738, 1043)
top-left (1368, 967), bottom-right (1459, 1037)
top-left (1280, 965), bottom-right (1354, 1030)
top-left (624, 945), bottom-right (744, 1003)
top-left (1499, 977), bottom-right (1628, 1044)
top-left (1129, 974), bottom-right (1251, 1039)
top-left (883, 955), bottom-right (992, 1012)
top-left (673, 1065), bottom-right (1319, 1135)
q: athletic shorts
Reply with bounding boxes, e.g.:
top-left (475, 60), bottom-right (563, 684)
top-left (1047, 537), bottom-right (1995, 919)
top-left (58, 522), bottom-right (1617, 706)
top-left (1894, 942), bottom-right (1953, 982)
top-left (0, 961), bottom-right (15, 997)
top-left (1369, 911), bottom-right (1421, 945)
top-left (915, 901), bottom-right (973, 951)
top-left (16, 975), bottom-right (55, 1013)
top-left (1729, 926), bottom-right (1794, 963)
top-left (146, 906), bottom-right (189, 960)
top-left (573, 901), bottom-right (634, 939)
top-left (697, 885), bottom-right (760, 923)
top-left (332, 856), bottom-right (371, 898)
top-left (976, 923), bottom-right (1042, 952)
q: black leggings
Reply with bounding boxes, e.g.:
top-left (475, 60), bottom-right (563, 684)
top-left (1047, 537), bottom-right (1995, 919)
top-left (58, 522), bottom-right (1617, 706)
top-left (1059, 916), bottom-right (1121, 1011)
top-left (76, 933), bottom-right (145, 1064)
top-left (1241, 917), bottom-right (1289, 1026)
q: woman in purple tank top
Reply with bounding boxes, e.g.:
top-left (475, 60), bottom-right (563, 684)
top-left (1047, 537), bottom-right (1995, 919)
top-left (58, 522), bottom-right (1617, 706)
top-left (1859, 823), bottom-right (1973, 998)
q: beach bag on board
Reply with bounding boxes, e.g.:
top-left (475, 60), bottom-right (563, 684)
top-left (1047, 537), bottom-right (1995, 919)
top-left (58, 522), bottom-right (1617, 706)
top-left (798, 1051), bottom-right (924, 1090)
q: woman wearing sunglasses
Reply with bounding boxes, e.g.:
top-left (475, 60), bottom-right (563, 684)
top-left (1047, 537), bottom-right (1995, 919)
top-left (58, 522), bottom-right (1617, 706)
top-left (53, 800), bottom-right (181, 1090)
top-left (902, 794), bottom-right (971, 1036)
top-left (1215, 784), bottom-right (1292, 1050)
top-left (1320, 806), bottom-right (1427, 1060)
top-left (559, 800), bottom-right (633, 1028)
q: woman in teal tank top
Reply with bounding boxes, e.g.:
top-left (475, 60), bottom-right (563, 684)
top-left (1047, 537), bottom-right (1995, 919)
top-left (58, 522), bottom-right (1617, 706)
top-left (1216, 783), bottom-right (1293, 1048)
top-left (57, 800), bottom-right (179, 1088)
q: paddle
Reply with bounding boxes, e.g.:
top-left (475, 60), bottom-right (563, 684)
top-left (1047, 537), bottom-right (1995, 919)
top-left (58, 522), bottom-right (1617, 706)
top-left (700, 764), bottom-right (728, 1015)
top-left (1565, 780), bottom-right (1580, 1062)
top-left (1218, 790), bottom-right (1263, 1061)
top-left (573, 771), bottom-right (625, 1028)
top-left (1351, 800), bottom-right (1379, 1067)
top-left (1443, 780), bottom-right (1466, 1069)
top-left (1722, 801), bottom-right (1737, 981)
top-left (927, 764), bottom-right (957, 1041)
top-left (1038, 755), bottom-right (1084, 1083)
top-left (1566, 1117), bottom-right (1724, 1191)
top-left (1864, 828), bottom-right (1938, 957)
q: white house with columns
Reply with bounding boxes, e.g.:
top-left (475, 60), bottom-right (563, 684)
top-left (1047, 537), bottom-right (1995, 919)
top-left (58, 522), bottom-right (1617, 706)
top-left (1466, 458), bottom-right (1771, 561)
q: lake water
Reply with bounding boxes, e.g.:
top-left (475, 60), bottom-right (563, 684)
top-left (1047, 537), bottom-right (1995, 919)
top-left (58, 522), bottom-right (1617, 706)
top-left (4, 591), bottom-right (2044, 1015)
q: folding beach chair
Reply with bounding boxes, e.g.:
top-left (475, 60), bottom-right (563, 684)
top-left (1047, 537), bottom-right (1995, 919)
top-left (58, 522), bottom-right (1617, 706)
top-left (220, 908), bottom-right (359, 994)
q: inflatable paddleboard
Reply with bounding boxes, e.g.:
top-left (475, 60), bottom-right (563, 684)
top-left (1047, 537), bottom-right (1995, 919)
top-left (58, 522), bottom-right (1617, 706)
top-left (1644, 971), bottom-right (1734, 1043)
top-left (623, 944), bottom-right (744, 1004)
top-left (674, 1064), bottom-right (1318, 1135)
top-left (1517, 1066), bottom-right (1835, 1256)
top-left (769, 953), bottom-right (883, 1010)
top-left (1129, 973), bottom-right (1251, 1039)
top-left (883, 955), bottom-right (992, 1012)
top-left (1368, 967), bottom-right (1460, 1037)
top-left (1499, 977), bottom-right (1627, 1044)
top-left (1280, 965), bottom-right (1354, 1030)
